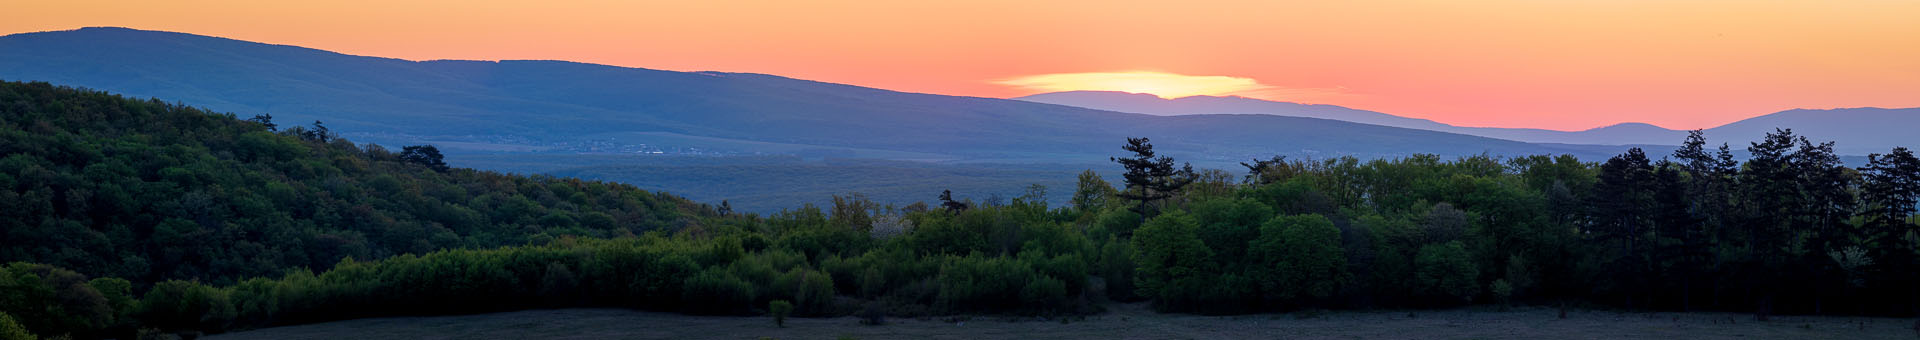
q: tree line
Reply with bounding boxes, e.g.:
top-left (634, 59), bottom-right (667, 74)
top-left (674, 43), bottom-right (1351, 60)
top-left (1, 80), bottom-right (1918, 339)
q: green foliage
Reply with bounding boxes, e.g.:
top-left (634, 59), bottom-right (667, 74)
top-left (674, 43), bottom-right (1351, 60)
top-left (684, 270), bottom-right (757, 315)
top-left (0, 312), bottom-right (34, 340)
top-left (1415, 242), bottom-right (1479, 306)
top-left (1091, 208), bottom-right (1142, 240)
top-left (768, 300), bottom-right (792, 327)
top-left (1251, 215), bottom-right (1349, 304)
top-left (1130, 212), bottom-right (1214, 311)
top-left (1491, 279), bottom-right (1514, 307)
top-left (1191, 198), bottom-right (1273, 267)
top-left (772, 269), bottom-right (836, 316)
top-left (1096, 237), bottom-right (1137, 301)
top-left (0, 81), bottom-right (705, 285)
top-left (0, 263), bottom-right (113, 338)
top-left (1071, 170), bottom-right (1118, 212)
top-left (936, 254), bottom-right (1037, 312)
top-left (137, 280), bottom-right (234, 333)
top-left (1020, 276), bottom-right (1069, 312)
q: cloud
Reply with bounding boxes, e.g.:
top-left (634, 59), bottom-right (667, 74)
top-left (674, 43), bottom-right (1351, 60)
top-left (993, 71), bottom-right (1276, 99)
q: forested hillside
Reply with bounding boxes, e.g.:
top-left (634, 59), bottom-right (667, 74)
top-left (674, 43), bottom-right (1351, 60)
top-left (0, 80), bottom-right (709, 285)
top-left (2, 81), bottom-right (1918, 340)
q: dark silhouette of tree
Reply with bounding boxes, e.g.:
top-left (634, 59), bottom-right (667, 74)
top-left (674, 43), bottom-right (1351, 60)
top-left (302, 120), bottom-right (332, 142)
top-left (718, 200), bottom-right (734, 216)
top-left (399, 145), bottom-right (449, 172)
top-left (1862, 147), bottom-right (1920, 313)
top-left (1785, 136), bottom-right (1856, 314)
top-left (1649, 160), bottom-right (1697, 309)
top-left (1240, 156), bottom-right (1288, 185)
top-left (939, 189), bottom-right (969, 214)
top-left (1668, 130), bottom-right (1740, 311)
top-left (246, 113), bottom-right (276, 131)
top-left (1863, 147), bottom-right (1920, 245)
top-left (1737, 128), bottom-right (1806, 319)
top-left (1111, 137), bottom-right (1196, 218)
top-left (1591, 147), bottom-right (1655, 309)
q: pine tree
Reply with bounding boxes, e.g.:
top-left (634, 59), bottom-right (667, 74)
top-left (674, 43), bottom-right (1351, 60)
top-left (1592, 147), bottom-right (1655, 308)
top-left (1862, 147), bottom-right (1920, 247)
top-left (1861, 147), bottom-right (1920, 313)
top-left (1110, 137), bottom-right (1196, 218)
top-left (246, 113), bottom-right (276, 131)
top-left (399, 145), bottom-right (449, 172)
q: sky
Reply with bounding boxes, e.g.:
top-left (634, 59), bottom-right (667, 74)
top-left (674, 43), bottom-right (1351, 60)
top-left (6, 0), bottom-right (1918, 131)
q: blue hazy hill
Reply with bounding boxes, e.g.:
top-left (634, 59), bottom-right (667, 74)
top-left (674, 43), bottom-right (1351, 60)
top-left (0, 27), bottom-right (1655, 167)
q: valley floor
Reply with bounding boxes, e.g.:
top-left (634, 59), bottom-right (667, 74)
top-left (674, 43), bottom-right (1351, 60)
top-left (208, 303), bottom-right (1914, 340)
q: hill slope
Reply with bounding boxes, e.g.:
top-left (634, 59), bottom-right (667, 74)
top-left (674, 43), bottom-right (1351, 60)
top-left (0, 80), bottom-right (706, 285)
top-left (0, 27), bottom-right (1636, 165)
top-left (1016, 91), bottom-right (1918, 153)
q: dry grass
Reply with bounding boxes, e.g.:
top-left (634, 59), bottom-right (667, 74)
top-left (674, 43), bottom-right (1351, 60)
top-left (209, 303), bottom-right (1916, 340)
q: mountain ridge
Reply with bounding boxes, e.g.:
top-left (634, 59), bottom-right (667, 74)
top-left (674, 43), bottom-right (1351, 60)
top-left (1015, 90), bottom-right (1918, 154)
top-left (1, 27), bottom-right (1665, 168)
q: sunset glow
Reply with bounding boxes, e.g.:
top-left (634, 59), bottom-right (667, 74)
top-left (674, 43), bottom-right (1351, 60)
top-left (995, 71), bottom-right (1274, 99)
top-left (6, 0), bottom-right (1919, 130)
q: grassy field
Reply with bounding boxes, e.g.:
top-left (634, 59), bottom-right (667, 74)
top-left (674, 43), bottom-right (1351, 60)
top-left (209, 303), bottom-right (1916, 340)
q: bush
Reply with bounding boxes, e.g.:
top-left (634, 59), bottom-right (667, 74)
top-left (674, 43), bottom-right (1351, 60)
top-left (0, 312), bottom-right (35, 340)
top-left (1414, 241), bottom-right (1479, 305)
top-left (1491, 279), bottom-right (1513, 310)
top-left (0, 263), bottom-right (115, 337)
top-left (137, 281), bottom-right (234, 333)
top-left (1097, 239), bottom-right (1136, 301)
top-left (768, 300), bottom-right (793, 327)
top-left (680, 270), bottom-right (756, 315)
top-left (1130, 212), bottom-right (1212, 309)
top-left (1019, 276), bottom-right (1069, 313)
top-left (936, 255), bottom-right (1037, 312)
top-left (771, 269), bottom-right (836, 316)
top-left (1250, 214), bottom-right (1349, 305)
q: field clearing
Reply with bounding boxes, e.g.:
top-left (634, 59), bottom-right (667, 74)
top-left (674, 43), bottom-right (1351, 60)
top-left (209, 303), bottom-right (1916, 340)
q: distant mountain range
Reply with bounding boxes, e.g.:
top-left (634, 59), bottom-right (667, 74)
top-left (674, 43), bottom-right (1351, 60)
top-left (0, 27), bottom-right (1670, 170)
top-left (1015, 91), bottom-right (1920, 156)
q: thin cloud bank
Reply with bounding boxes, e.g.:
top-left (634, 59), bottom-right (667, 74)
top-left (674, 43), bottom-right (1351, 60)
top-left (994, 71), bottom-right (1350, 102)
top-left (994, 71), bottom-right (1272, 99)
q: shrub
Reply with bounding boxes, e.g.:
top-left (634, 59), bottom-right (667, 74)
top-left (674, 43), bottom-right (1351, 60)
top-left (1020, 276), bottom-right (1069, 313)
top-left (936, 255), bottom-right (1037, 312)
top-left (768, 300), bottom-right (793, 327)
top-left (137, 281), bottom-right (235, 333)
top-left (772, 269), bottom-right (836, 316)
top-left (1097, 239), bottom-right (1136, 301)
top-left (1130, 212), bottom-right (1212, 308)
top-left (1414, 241), bottom-right (1479, 305)
top-left (1491, 279), bottom-right (1514, 310)
top-left (0, 263), bottom-right (115, 337)
top-left (681, 270), bottom-right (756, 315)
top-left (1250, 214), bottom-right (1349, 305)
top-left (0, 312), bottom-right (35, 340)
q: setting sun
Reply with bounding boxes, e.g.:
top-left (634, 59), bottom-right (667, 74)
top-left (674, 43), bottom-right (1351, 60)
top-left (994, 71), bottom-right (1273, 99)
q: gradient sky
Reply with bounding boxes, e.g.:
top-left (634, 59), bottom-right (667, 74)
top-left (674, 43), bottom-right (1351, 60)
top-left (7, 0), bottom-right (1918, 130)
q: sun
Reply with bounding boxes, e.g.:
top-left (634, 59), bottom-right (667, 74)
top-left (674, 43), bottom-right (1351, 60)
top-left (993, 71), bottom-right (1272, 99)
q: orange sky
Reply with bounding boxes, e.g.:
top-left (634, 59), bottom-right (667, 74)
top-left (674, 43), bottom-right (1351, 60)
top-left (6, 0), bottom-right (1919, 130)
